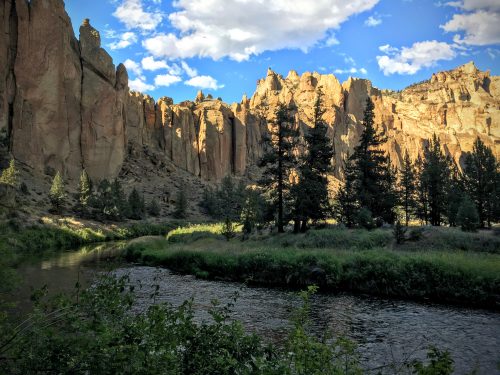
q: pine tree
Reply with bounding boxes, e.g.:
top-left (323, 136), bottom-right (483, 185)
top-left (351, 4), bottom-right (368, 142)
top-left (49, 171), bottom-right (66, 213)
top-left (259, 103), bottom-right (300, 232)
top-left (77, 169), bottom-right (92, 214)
top-left (414, 155), bottom-right (429, 225)
top-left (349, 97), bottom-right (396, 224)
top-left (221, 216), bottom-right (236, 241)
top-left (111, 179), bottom-right (129, 220)
top-left (398, 151), bottom-right (416, 226)
top-left (128, 188), bottom-right (145, 220)
top-left (463, 137), bottom-right (499, 227)
top-left (0, 159), bottom-right (19, 187)
top-left (174, 189), bottom-right (188, 219)
top-left (334, 157), bottom-right (358, 228)
top-left (446, 164), bottom-right (464, 227)
top-left (420, 135), bottom-right (451, 226)
top-left (293, 89), bottom-right (334, 232)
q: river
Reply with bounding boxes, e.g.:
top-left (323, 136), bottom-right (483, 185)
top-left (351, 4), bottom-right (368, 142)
top-left (6, 242), bottom-right (500, 374)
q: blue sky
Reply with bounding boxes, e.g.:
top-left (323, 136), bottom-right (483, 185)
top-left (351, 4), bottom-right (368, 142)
top-left (65, 0), bottom-right (500, 104)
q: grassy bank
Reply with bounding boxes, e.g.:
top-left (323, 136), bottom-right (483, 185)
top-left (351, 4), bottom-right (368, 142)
top-left (124, 225), bottom-right (500, 309)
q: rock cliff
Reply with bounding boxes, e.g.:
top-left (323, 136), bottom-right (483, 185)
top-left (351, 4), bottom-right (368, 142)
top-left (0, 0), bottom-right (498, 186)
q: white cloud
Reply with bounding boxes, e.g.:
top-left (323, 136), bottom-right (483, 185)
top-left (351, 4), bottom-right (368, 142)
top-left (154, 74), bottom-right (182, 87)
top-left (123, 59), bottom-right (143, 77)
top-left (446, 0), bottom-right (500, 11)
top-left (113, 0), bottom-right (163, 31)
top-left (181, 61), bottom-right (198, 77)
top-left (185, 75), bottom-right (224, 90)
top-left (365, 16), bottom-right (382, 26)
top-left (333, 67), bottom-right (367, 75)
top-left (108, 31), bottom-right (137, 50)
top-left (441, 10), bottom-right (500, 45)
top-left (129, 77), bottom-right (155, 92)
top-left (376, 40), bottom-right (456, 75)
top-left (379, 44), bottom-right (398, 54)
top-left (141, 56), bottom-right (169, 71)
top-left (143, 0), bottom-right (379, 61)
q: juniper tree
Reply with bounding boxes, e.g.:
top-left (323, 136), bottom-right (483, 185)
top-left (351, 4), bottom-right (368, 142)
top-left (49, 171), bottom-right (66, 213)
top-left (463, 137), bottom-right (499, 227)
top-left (457, 195), bottom-right (479, 232)
top-left (398, 151), bottom-right (417, 226)
top-left (259, 103), bottom-right (300, 232)
top-left (148, 198), bottom-right (161, 217)
top-left (0, 159), bottom-right (19, 187)
top-left (293, 89), bottom-right (334, 232)
top-left (420, 135), bottom-right (452, 226)
top-left (111, 179), bottom-right (129, 220)
top-left (174, 189), bottom-right (188, 219)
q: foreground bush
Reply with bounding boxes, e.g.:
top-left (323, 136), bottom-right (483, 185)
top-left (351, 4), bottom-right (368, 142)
top-left (0, 276), bottom-right (454, 374)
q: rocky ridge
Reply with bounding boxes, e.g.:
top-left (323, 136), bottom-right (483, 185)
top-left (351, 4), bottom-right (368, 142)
top-left (0, 0), bottom-right (498, 187)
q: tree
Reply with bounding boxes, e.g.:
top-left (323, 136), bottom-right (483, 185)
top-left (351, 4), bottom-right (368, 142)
top-left (398, 151), bottom-right (417, 226)
top-left (174, 189), bottom-right (188, 219)
top-left (77, 169), bottom-right (92, 214)
top-left (463, 138), bottom-right (499, 227)
top-left (240, 188), bottom-right (266, 234)
top-left (348, 97), bottom-right (397, 224)
top-left (221, 216), bottom-right (236, 241)
top-left (0, 159), bottom-right (19, 187)
top-left (446, 164), bottom-right (464, 227)
top-left (91, 179), bottom-right (128, 221)
top-left (128, 188), bottom-right (145, 220)
top-left (414, 155), bottom-right (429, 225)
top-left (420, 135), bottom-right (452, 226)
top-left (200, 176), bottom-right (246, 220)
top-left (49, 171), bottom-right (66, 213)
top-left (393, 220), bottom-right (407, 244)
top-left (293, 89), bottom-right (334, 232)
top-left (259, 103), bottom-right (300, 232)
top-left (333, 157), bottom-right (358, 228)
top-left (148, 198), bottom-right (161, 217)
top-left (111, 179), bottom-right (129, 220)
top-left (456, 195), bottom-right (479, 232)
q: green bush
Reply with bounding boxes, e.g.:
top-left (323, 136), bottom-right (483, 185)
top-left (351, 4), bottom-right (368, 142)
top-left (457, 196), bottom-right (479, 232)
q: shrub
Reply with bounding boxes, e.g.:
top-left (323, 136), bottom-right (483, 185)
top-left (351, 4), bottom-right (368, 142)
top-left (221, 217), bottom-right (236, 241)
top-left (393, 220), bottom-right (407, 244)
top-left (356, 208), bottom-right (375, 230)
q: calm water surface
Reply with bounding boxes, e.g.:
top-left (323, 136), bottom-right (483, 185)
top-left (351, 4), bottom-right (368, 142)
top-left (8, 242), bottom-right (500, 374)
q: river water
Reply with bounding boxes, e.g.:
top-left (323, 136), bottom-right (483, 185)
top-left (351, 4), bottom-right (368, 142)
top-left (7, 242), bottom-right (500, 374)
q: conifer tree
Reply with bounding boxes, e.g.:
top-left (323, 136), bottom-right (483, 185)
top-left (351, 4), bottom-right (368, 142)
top-left (463, 137), bottom-right (499, 227)
top-left (128, 188), bottom-right (145, 220)
top-left (398, 151), bottom-right (416, 226)
top-left (49, 171), bottom-right (66, 213)
top-left (148, 198), bottom-right (161, 217)
top-left (77, 169), bottom-right (92, 214)
top-left (111, 179), bottom-right (129, 220)
top-left (0, 159), bottom-right (19, 187)
top-left (259, 102), bottom-right (300, 232)
top-left (420, 135), bottom-right (451, 226)
top-left (334, 157), bottom-right (358, 228)
top-left (293, 89), bottom-right (334, 231)
top-left (446, 164), bottom-right (464, 227)
top-left (457, 195), bottom-right (479, 232)
top-left (348, 97), bottom-right (396, 224)
top-left (174, 189), bottom-right (188, 219)
top-left (414, 155), bottom-right (429, 225)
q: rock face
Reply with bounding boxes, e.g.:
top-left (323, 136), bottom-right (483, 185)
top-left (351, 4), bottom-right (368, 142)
top-left (0, 0), bottom-right (498, 185)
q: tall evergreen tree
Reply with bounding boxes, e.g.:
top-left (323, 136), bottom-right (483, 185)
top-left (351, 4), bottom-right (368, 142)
top-left (293, 89), bottom-right (334, 231)
top-left (349, 97), bottom-right (397, 224)
top-left (420, 135), bottom-right (451, 226)
top-left (446, 164), bottom-right (464, 227)
top-left (463, 137), bottom-right (499, 227)
top-left (398, 151), bottom-right (416, 226)
top-left (77, 169), bottom-right (92, 214)
top-left (174, 189), bottom-right (188, 219)
top-left (334, 156), bottom-right (358, 228)
top-left (128, 188), bottom-right (145, 220)
top-left (49, 171), bottom-right (66, 213)
top-left (414, 155), bottom-right (429, 225)
top-left (259, 102), bottom-right (300, 232)
top-left (111, 179), bottom-right (129, 220)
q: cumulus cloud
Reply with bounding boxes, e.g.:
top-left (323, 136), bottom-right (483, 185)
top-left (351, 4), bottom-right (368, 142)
top-left (334, 67), bottom-right (368, 75)
top-left (154, 74), bottom-right (182, 87)
top-left (123, 59), bottom-right (143, 78)
top-left (142, 0), bottom-right (379, 61)
top-left (376, 40), bottom-right (456, 75)
top-left (185, 75), bottom-right (224, 90)
top-left (129, 77), bottom-right (155, 92)
top-left (141, 56), bottom-right (169, 71)
top-left (181, 61), bottom-right (198, 78)
top-left (108, 31), bottom-right (137, 50)
top-left (441, 10), bottom-right (500, 45)
top-left (445, 0), bottom-right (500, 11)
top-left (113, 0), bottom-right (163, 31)
top-left (365, 16), bottom-right (382, 27)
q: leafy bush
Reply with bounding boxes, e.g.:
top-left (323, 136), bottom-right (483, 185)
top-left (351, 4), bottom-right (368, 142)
top-left (457, 196), bottom-right (479, 232)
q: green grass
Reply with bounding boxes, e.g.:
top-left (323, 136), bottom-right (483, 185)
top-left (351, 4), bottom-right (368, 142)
top-left (124, 225), bottom-right (500, 309)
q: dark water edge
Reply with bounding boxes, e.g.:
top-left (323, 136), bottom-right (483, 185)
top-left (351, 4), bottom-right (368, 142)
top-left (5, 243), bottom-right (500, 374)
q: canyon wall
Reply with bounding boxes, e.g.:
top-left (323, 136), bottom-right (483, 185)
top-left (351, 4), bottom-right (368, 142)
top-left (0, 0), bottom-right (498, 185)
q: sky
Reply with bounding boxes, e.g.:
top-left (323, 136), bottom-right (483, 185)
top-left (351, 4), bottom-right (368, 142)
top-left (64, 0), bottom-right (500, 104)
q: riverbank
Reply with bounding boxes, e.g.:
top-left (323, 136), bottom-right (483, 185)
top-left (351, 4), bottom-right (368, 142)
top-left (124, 225), bottom-right (500, 309)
